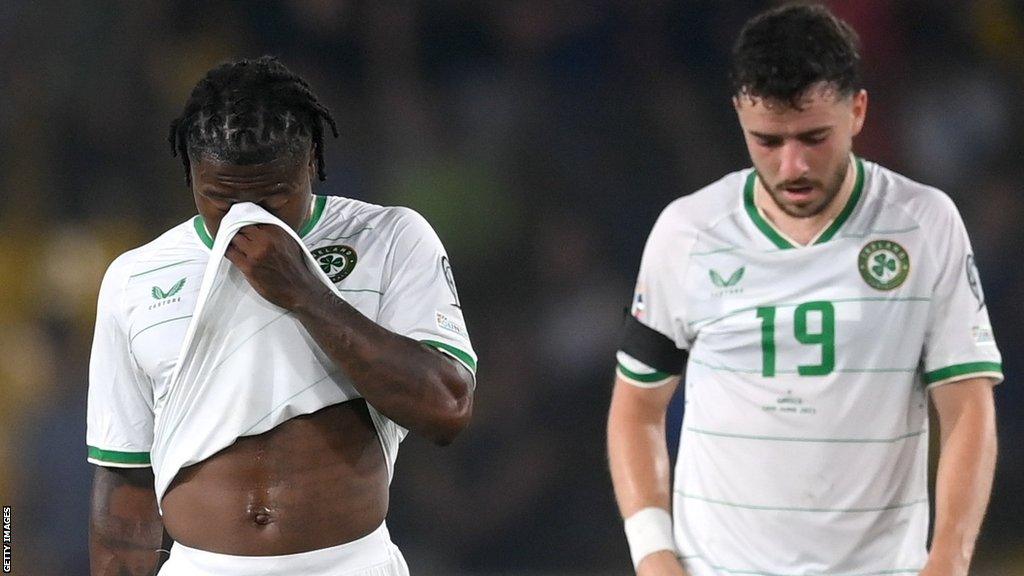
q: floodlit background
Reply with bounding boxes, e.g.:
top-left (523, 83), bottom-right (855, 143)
top-left (1, 1), bottom-right (1022, 574)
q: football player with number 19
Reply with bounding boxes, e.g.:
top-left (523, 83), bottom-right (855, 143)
top-left (608, 5), bottom-right (1002, 576)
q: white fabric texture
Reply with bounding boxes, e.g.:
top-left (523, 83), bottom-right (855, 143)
top-left (157, 522), bottom-right (409, 576)
top-left (150, 203), bottom-right (362, 506)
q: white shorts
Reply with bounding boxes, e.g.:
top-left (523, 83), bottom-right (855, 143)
top-left (157, 522), bottom-right (409, 576)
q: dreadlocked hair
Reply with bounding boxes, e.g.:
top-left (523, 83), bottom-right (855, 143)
top-left (168, 55), bottom-right (339, 186)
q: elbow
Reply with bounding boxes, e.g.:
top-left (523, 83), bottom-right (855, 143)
top-left (428, 385), bottom-right (473, 446)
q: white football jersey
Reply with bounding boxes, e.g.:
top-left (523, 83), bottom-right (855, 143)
top-left (87, 195), bottom-right (476, 473)
top-left (617, 158), bottom-right (1002, 575)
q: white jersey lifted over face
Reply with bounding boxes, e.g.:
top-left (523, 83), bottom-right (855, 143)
top-left (87, 195), bottom-right (477, 479)
top-left (617, 158), bottom-right (1002, 575)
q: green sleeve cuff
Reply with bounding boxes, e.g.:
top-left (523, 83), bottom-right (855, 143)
top-left (923, 361), bottom-right (1003, 385)
top-left (87, 446), bottom-right (151, 465)
top-left (421, 340), bottom-right (477, 373)
top-left (617, 362), bottom-right (673, 383)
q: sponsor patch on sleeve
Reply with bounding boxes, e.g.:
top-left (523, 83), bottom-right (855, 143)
top-left (436, 311), bottom-right (467, 337)
top-left (972, 325), bottom-right (995, 345)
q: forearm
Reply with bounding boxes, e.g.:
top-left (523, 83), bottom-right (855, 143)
top-left (608, 376), bottom-right (687, 575)
top-left (89, 468), bottom-right (167, 576)
top-left (607, 377), bottom-right (677, 516)
top-left (294, 285), bottom-right (472, 444)
top-left (90, 526), bottom-right (169, 576)
top-left (927, 381), bottom-right (998, 574)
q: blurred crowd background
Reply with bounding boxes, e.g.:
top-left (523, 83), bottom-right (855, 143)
top-left (1, 1), bottom-right (1022, 574)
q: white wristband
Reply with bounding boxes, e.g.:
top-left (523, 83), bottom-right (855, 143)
top-left (623, 507), bottom-right (678, 569)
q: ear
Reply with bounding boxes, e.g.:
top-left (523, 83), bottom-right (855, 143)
top-left (850, 89), bottom-right (868, 137)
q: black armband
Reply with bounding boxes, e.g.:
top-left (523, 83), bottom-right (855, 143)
top-left (618, 312), bottom-right (685, 375)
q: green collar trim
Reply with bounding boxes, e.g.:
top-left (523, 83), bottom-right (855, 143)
top-left (193, 215), bottom-right (214, 249)
top-left (815, 157), bottom-right (864, 244)
top-left (743, 157), bottom-right (865, 249)
top-left (193, 195), bottom-right (327, 250)
top-left (743, 172), bottom-right (792, 249)
top-left (298, 195), bottom-right (327, 237)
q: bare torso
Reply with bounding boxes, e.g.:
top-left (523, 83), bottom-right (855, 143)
top-left (160, 400), bottom-right (388, 555)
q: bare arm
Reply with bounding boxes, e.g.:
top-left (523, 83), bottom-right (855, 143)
top-left (922, 378), bottom-right (998, 576)
top-left (89, 466), bottom-right (172, 576)
top-left (226, 225), bottom-right (474, 445)
top-left (608, 373), bottom-right (686, 575)
top-left (292, 285), bottom-right (474, 445)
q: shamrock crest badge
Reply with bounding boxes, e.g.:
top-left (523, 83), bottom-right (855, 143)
top-left (858, 240), bottom-right (910, 291)
top-left (311, 245), bottom-right (358, 283)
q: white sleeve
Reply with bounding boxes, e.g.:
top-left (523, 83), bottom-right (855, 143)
top-left (921, 198), bottom-right (1003, 388)
top-left (377, 209), bottom-right (477, 381)
top-left (616, 206), bottom-right (694, 386)
top-left (86, 255), bottom-right (155, 467)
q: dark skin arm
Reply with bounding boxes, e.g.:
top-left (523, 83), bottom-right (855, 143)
top-left (225, 224), bottom-right (474, 445)
top-left (89, 466), bottom-right (173, 576)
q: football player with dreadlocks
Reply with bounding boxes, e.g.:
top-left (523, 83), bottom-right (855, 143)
top-left (87, 56), bottom-right (476, 576)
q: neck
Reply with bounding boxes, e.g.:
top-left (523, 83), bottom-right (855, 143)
top-left (755, 155), bottom-right (856, 246)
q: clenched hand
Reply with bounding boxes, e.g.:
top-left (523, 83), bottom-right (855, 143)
top-left (225, 224), bottom-right (327, 311)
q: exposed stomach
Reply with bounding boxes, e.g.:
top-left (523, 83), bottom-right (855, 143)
top-left (161, 400), bottom-right (389, 555)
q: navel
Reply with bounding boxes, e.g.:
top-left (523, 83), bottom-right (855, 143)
top-left (249, 504), bottom-right (276, 526)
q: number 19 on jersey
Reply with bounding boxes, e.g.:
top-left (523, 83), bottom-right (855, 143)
top-left (756, 301), bottom-right (836, 377)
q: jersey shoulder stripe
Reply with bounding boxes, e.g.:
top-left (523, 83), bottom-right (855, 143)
top-left (658, 169), bottom-right (751, 234)
top-left (314, 196), bottom-right (430, 241)
top-left (100, 219), bottom-right (205, 317)
top-left (105, 219), bottom-right (204, 281)
top-left (859, 161), bottom-right (963, 234)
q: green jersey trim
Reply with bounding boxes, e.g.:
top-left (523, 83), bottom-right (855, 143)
top-left (193, 195), bottom-right (328, 249)
top-left (688, 356), bottom-right (917, 375)
top-left (617, 362), bottom-right (673, 383)
top-left (677, 491), bottom-right (927, 513)
top-left (324, 227), bottom-right (374, 241)
top-left (923, 361), bottom-right (1003, 384)
top-left (685, 426), bottom-right (925, 444)
top-left (688, 296), bottom-right (931, 330)
top-left (298, 195), bottom-right (328, 237)
top-left (88, 446), bottom-right (151, 465)
top-left (743, 157), bottom-right (865, 249)
top-left (129, 259), bottom-right (197, 279)
top-left (681, 554), bottom-right (923, 576)
top-left (422, 340), bottom-right (477, 373)
top-left (193, 215), bottom-right (215, 249)
top-left (743, 172), bottom-right (792, 249)
top-left (129, 315), bottom-right (193, 345)
top-left (815, 157), bottom-right (865, 243)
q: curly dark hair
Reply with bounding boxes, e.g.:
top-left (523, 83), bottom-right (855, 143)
top-left (730, 3), bottom-right (861, 109)
top-left (168, 55), bottom-right (339, 186)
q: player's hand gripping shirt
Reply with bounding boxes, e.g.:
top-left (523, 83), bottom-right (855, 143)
top-left (617, 158), bottom-right (1002, 575)
top-left (87, 196), bottom-right (476, 501)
